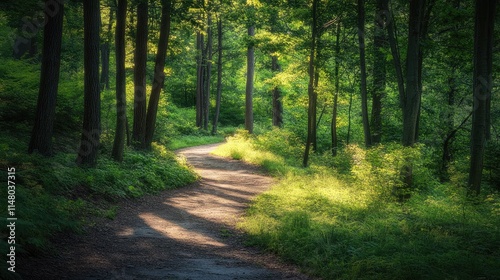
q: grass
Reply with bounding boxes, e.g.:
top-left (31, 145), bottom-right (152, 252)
top-left (168, 134), bottom-right (225, 150)
top-left (212, 130), bottom-right (500, 280)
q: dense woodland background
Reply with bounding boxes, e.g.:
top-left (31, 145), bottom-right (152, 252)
top-left (0, 0), bottom-right (499, 279)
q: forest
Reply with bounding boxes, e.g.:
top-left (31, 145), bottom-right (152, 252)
top-left (0, 0), bottom-right (499, 279)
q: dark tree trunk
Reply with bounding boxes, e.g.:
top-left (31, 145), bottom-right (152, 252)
top-left (468, 0), bottom-right (496, 195)
top-left (358, 0), bottom-right (372, 148)
top-left (28, 0), bottom-right (64, 156)
top-left (112, 0), bottom-right (127, 161)
top-left (204, 14), bottom-right (213, 131)
top-left (440, 75), bottom-right (456, 181)
top-left (100, 8), bottom-right (113, 91)
top-left (100, 43), bottom-right (110, 90)
top-left (385, 0), bottom-right (405, 110)
top-left (145, 0), bottom-right (172, 148)
top-left (403, 0), bottom-right (425, 147)
top-left (196, 31), bottom-right (204, 128)
top-left (271, 55), bottom-right (283, 128)
top-left (133, 0), bottom-right (148, 148)
top-left (371, 0), bottom-right (388, 144)
top-left (303, 0), bottom-right (318, 167)
top-left (245, 25), bottom-right (255, 134)
top-left (212, 15), bottom-right (223, 135)
top-left (331, 23), bottom-right (341, 156)
top-left (414, 0), bottom-right (434, 142)
top-left (77, 0), bottom-right (101, 166)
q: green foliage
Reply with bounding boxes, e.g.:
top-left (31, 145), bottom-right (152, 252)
top-left (215, 132), bottom-right (500, 280)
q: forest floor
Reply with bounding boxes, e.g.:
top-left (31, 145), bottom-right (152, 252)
top-left (19, 143), bottom-right (311, 280)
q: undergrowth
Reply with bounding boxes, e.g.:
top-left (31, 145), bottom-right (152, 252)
top-left (212, 129), bottom-right (500, 280)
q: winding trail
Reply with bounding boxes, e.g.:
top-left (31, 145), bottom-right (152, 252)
top-left (21, 143), bottom-right (311, 280)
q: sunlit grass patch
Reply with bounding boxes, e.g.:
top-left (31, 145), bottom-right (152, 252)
top-left (214, 130), bottom-right (500, 279)
top-left (212, 131), bottom-right (289, 175)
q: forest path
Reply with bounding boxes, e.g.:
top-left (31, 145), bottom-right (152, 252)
top-left (21, 143), bottom-right (311, 280)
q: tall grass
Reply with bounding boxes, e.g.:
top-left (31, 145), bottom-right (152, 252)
top-left (212, 130), bottom-right (500, 280)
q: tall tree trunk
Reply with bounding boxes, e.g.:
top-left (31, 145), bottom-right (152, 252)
top-left (132, 0), bottom-right (148, 148)
top-left (204, 14), bottom-right (213, 131)
top-left (385, 0), bottom-right (405, 109)
top-left (440, 75), bottom-right (456, 181)
top-left (414, 0), bottom-right (434, 142)
top-left (371, 0), bottom-right (388, 144)
top-left (358, 0), bottom-right (372, 148)
top-left (403, 0), bottom-right (425, 147)
top-left (271, 55), bottom-right (283, 128)
top-left (468, 0), bottom-right (496, 195)
top-left (28, 0), bottom-right (64, 156)
top-left (145, 0), bottom-right (172, 148)
top-left (196, 31), bottom-right (204, 128)
top-left (331, 23), bottom-right (340, 156)
top-left (303, 0), bottom-right (318, 167)
top-left (100, 7), bottom-right (114, 91)
top-left (245, 25), bottom-right (255, 134)
top-left (111, 0), bottom-right (127, 161)
top-left (77, 0), bottom-right (101, 166)
top-left (212, 15), bottom-right (223, 135)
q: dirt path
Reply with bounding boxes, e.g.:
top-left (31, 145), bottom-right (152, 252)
top-left (20, 143), bottom-right (311, 280)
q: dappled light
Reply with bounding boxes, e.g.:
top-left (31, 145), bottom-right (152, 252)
top-left (1, 0), bottom-right (499, 279)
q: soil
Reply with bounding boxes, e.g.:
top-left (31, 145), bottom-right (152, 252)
top-left (19, 143), bottom-right (312, 280)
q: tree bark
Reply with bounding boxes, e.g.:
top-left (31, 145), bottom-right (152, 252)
top-left (196, 31), bottom-right (204, 128)
top-left (271, 55), bottom-right (283, 128)
top-left (358, 0), bottom-right (372, 148)
top-left (77, 0), bottom-right (101, 166)
top-left (132, 0), bottom-right (148, 148)
top-left (112, 0), bottom-right (127, 161)
top-left (371, 0), bottom-right (388, 144)
top-left (303, 0), bottom-right (318, 167)
top-left (100, 7), bottom-right (114, 91)
top-left (28, 0), bottom-right (64, 156)
top-left (204, 14), bottom-right (213, 131)
top-left (468, 0), bottom-right (496, 195)
top-left (331, 23), bottom-right (340, 156)
top-left (212, 15), bottom-right (223, 135)
top-left (145, 0), bottom-right (172, 148)
top-left (385, 0), bottom-right (405, 109)
top-left (402, 0), bottom-right (425, 147)
top-left (245, 25), bottom-right (255, 134)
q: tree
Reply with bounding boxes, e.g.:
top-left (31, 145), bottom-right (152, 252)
top-left (111, 0), bottom-right (127, 161)
top-left (303, 0), bottom-right (318, 167)
top-left (331, 22), bottom-right (341, 156)
top-left (212, 12), bottom-right (223, 135)
top-left (271, 55), bottom-right (283, 128)
top-left (132, 0), bottom-right (148, 148)
top-left (385, 0), bottom-right (432, 193)
top-left (468, 0), bottom-right (497, 195)
top-left (100, 4), bottom-right (114, 91)
top-left (28, 0), bottom-right (65, 156)
top-left (77, 0), bottom-right (101, 166)
top-left (144, 0), bottom-right (172, 148)
top-left (245, 24), bottom-right (255, 134)
top-left (195, 22), bottom-right (204, 128)
top-left (357, 0), bottom-right (372, 147)
top-left (204, 13), bottom-right (213, 130)
top-left (370, 0), bottom-right (388, 144)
